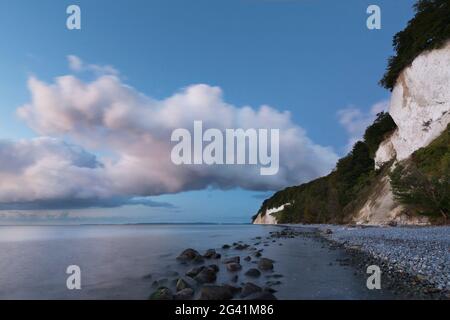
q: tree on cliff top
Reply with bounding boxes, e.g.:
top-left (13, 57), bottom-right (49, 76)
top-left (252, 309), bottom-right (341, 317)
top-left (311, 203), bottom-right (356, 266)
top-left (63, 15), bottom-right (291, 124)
top-left (380, 0), bottom-right (450, 90)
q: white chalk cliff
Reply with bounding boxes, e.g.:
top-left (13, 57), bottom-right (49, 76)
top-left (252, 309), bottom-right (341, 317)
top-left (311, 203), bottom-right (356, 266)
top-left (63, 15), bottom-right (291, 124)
top-left (355, 42), bottom-right (450, 225)
top-left (255, 43), bottom-right (450, 225)
top-left (375, 42), bottom-right (450, 167)
top-left (253, 203), bottom-right (291, 225)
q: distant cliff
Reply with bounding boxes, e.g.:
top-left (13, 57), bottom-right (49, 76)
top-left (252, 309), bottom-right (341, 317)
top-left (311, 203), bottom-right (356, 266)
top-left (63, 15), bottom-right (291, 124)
top-left (253, 0), bottom-right (450, 225)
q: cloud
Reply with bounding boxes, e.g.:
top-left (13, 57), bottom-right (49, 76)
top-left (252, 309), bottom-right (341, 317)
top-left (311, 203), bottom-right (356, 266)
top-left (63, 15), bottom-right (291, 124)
top-left (67, 55), bottom-right (119, 76)
top-left (4, 56), bottom-right (339, 210)
top-left (0, 197), bottom-right (175, 211)
top-left (337, 100), bottom-right (389, 151)
top-left (0, 211), bottom-right (75, 222)
top-left (0, 137), bottom-right (174, 210)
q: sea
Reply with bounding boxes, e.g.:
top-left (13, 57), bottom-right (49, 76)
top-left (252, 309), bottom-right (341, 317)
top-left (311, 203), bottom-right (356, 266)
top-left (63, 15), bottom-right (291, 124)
top-left (0, 224), bottom-right (395, 299)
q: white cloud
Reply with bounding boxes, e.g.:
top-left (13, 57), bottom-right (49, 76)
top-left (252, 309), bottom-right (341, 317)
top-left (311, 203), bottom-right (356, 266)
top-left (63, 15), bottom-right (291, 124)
top-left (67, 55), bottom-right (83, 72)
top-left (337, 100), bottom-right (389, 151)
top-left (2, 56), bottom-right (340, 209)
top-left (67, 55), bottom-right (118, 76)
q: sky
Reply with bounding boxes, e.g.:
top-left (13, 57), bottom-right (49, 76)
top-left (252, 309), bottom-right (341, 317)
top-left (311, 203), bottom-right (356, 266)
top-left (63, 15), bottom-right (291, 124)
top-left (0, 0), bottom-right (416, 224)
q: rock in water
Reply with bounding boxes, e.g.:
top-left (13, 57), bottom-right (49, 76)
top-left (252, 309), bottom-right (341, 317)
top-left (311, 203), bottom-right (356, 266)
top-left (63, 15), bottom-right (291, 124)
top-left (203, 249), bottom-right (217, 259)
top-left (222, 256), bottom-right (240, 264)
top-left (174, 288), bottom-right (194, 300)
top-left (245, 268), bottom-right (261, 277)
top-left (199, 285), bottom-right (233, 300)
top-left (258, 258), bottom-right (274, 271)
top-left (235, 244), bottom-right (249, 250)
top-left (194, 267), bottom-right (217, 283)
top-left (149, 287), bottom-right (173, 300)
top-left (222, 284), bottom-right (242, 295)
top-left (240, 282), bottom-right (262, 298)
top-left (208, 264), bottom-right (219, 272)
top-left (186, 266), bottom-right (205, 278)
top-left (192, 255), bottom-right (205, 264)
top-left (177, 248), bottom-right (201, 262)
top-left (226, 262), bottom-right (242, 272)
top-left (176, 278), bottom-right (193, 291)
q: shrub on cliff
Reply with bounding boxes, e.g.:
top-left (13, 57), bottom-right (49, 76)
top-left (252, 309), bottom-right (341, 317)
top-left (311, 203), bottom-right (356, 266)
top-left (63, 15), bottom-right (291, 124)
top-left (390, 163), bottom-right (449, 221)
top-left (363, 112), bottom-right (397, 157)
top-left (389, 124), bottom-right (450, 222)
top-left (380, 0), bottom-right (450, 90)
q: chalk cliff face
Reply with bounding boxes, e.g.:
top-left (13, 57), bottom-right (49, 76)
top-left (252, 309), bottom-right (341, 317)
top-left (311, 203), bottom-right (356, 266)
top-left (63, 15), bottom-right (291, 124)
top-left (253, 203), bottom-right (290, 225)
top-left (375, 42), bottom-right (450, 168)
top-left (355, 43), bottom-right (450, 225)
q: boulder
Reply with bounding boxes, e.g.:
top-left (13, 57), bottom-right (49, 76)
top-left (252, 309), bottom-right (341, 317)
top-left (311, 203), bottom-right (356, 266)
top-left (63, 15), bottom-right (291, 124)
top-left (194, 267), bottom-right (217, 284)
top-left (240, 282), bottom-right (262, 298)
top-left (149, 287), bottom-right (173, 300)
top-left (222, 256), bottom-right (240, 264)
top-left (203, 249), bottom-right (217, 259)
top-left (222, 284), bottom-right (242, 295)
top-left (176, 278), bottom-right (193, 291)
top-left (208, 264), bottom-right (219, 273)
top-left (235, 244), bottom-right (249, 250)
top-left (258, 258), bottom-right (274, 271)
top-left (199, 285), bottom-right (233, 300)
top-left (177, 248), bottom-right (201, 262)
top-left (226, 262), bottom-right (242, 272)
top-left (186, 266), bottom-right (205, 278)
top-left (244, 268), bottom-right (261, 278)
top-left (174, 288), bottom-right (194, 300)
top-left (192, 255), bottom-right (205, 264)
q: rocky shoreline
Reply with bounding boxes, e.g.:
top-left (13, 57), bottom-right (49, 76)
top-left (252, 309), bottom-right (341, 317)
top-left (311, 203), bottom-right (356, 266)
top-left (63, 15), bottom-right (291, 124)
top-left (146, 225), bottom-right (449, 300)
top-left (307, 224), bottom-right (450, 300)
top-left (147, 228), bottom-right (306, 300)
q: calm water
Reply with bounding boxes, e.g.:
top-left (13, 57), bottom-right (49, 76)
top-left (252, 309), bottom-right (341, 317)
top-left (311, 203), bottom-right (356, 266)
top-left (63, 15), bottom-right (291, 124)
top-left (0, 224), bottom-right (395, 299)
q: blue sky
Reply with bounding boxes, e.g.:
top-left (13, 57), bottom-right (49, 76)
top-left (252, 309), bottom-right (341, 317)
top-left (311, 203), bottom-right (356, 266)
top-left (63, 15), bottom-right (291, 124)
top-left (0, 0), bottom-right (416, 224)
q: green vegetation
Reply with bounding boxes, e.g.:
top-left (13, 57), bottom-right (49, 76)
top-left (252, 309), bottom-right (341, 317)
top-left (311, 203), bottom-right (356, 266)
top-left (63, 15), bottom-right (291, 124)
top-left (256, 113), bottom-right (397, 224)
top-left (363, 112), bottom-right (397, 157)
top-left (389, 124), bottom-right (449, 222)
top-left (380, 0), bottom-right (450, 90)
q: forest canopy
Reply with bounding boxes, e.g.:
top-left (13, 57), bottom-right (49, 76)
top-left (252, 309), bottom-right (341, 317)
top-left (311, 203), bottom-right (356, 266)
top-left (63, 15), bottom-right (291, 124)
top-left (380, 0), bottom-right (450, 90)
